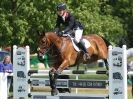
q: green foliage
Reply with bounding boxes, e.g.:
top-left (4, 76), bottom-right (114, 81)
top-left (108, 0), bottom-right (133, 47)
top-left (0, 0), bottom-right (132, 51)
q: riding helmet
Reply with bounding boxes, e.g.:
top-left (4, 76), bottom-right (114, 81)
top-left (57, 3), bottom-right (66, 11)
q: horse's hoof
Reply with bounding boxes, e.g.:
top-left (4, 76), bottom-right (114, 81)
top-left (51, 89), bottom-right (58, 96)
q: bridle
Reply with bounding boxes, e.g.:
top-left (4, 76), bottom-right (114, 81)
top-left (42, 44), bottom-right (55, 55)
top-left (38, 34), bottom-right (61, 57)
top-left (38, 37), bottom-right (54, 55)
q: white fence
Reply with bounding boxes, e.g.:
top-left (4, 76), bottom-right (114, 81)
top-left (0, 45), bottom-right (132, 99)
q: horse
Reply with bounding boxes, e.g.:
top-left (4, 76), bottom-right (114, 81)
top-left (37, 32), bottom-right (110, 96)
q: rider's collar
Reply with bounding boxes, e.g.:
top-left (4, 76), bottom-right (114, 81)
top-left (62, 12), bottom-right (68, 21)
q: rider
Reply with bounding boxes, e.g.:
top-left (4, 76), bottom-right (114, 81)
top-left (54, 3), bottom-right (90, 59)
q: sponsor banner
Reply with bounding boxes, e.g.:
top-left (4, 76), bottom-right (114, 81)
top-left (33, 95), bottom-right (46, 99)
top-left (69, 80), bottom-right (106, 88)
top-left (31, 78), bottom-right (106, 88)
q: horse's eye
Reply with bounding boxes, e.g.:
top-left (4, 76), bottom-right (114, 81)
top-left (40, 40), bottom-right (46, 45)
top-left (41, 40), bottom-right (45, 43)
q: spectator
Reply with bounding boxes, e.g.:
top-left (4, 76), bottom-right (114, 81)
top-left (0, 55), bottom-right (13, 95)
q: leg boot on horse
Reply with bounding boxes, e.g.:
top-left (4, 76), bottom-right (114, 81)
top-left (49, 69), bottom-right (59, 96)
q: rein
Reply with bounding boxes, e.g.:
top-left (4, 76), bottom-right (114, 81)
top-left (44, 44), bottom-right (55, 54)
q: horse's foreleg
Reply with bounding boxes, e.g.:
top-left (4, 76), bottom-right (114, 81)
top-left (49, 68), bottom-right (58, 96)
top-left (49, 69), bottom-right (54, 89)
top-left (57, 60), bottom-right (69, 73)
top-left (49, 60), bottom-right (69, 95)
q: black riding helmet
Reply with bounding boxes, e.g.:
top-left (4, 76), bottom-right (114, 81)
top-left (57, 3), bottom-right (66, 11)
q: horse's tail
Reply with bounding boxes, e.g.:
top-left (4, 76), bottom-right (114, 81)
top-left (99, 35), bottom-right (111, 70)
top-left (100, 36), bottom-right (111, 47)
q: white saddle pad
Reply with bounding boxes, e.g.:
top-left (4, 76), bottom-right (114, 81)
top-left (71, 38), bottom-right (91, 52)
top-left (62, 34), bottom-right (91, 52)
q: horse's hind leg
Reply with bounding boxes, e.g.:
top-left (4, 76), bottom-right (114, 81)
top-left (104, 59), bottom-right (109, 70)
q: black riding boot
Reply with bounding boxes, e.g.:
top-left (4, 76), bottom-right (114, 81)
top-left (78, 41), bottom-right (90, 60)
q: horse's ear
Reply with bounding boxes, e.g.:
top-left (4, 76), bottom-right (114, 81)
top-left (42, 32), bottom-right (45, 36)
top-left (37, 30), bottom-right (42, 36)
top-left (37, 30), bottom-right (45, 36)
top-left (42, 30), bottom-right (46, 36)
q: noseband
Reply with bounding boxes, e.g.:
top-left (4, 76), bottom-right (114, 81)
top-left (38, 42), bottom-right (54, 56)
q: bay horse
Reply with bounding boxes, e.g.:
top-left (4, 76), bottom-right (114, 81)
top-left (37, 32), bottom-right (110, 96)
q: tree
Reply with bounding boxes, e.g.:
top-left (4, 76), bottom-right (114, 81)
top-left (0, 0), bottom-right (129, 52)
top-left (108, 0), bottom-right (133, 47)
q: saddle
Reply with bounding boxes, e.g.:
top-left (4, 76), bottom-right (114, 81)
top-left (62, 33), bottom-right (91, 52)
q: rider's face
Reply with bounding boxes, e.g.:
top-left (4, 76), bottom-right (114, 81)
top-left (57, 10), bottom-right (65, 16)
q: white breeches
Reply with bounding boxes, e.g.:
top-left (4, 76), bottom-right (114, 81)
top-left (74, 29), bottom-right (83, 43)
